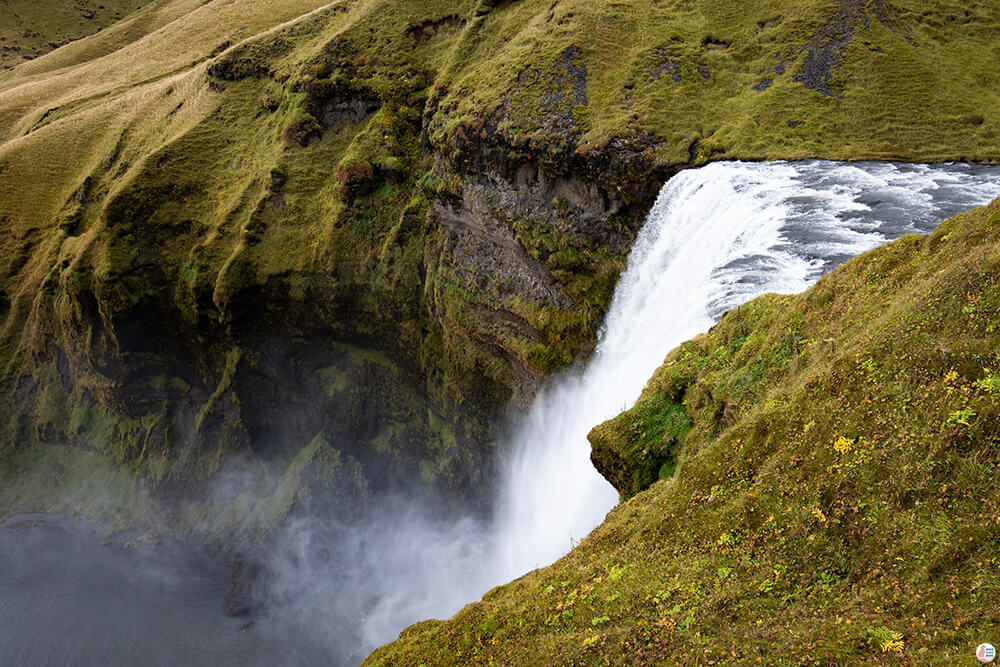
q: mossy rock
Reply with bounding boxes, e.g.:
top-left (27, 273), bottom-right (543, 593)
top-left (368, 198), bottom-right (1000, 664)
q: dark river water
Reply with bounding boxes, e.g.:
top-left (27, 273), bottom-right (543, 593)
top-left (0, 515), bottom-right (338, 666)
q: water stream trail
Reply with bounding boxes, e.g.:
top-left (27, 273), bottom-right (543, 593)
top-left (2, 161), bottom-right (999, 666)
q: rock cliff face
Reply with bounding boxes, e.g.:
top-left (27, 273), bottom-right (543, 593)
top-left (0, 0), bottom-right (660, 544)
top-left (1, 0), bottom-right (999, 549)
top-left (367, 193), bottom-right (1000, 665)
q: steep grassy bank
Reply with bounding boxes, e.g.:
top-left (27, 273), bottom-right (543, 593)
top-left (368, 197), bottom-right (1000, 664)
top-left (1, 0), bottom-right (999, 546)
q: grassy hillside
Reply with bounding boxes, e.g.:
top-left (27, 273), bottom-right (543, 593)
top-left (0, 0), bottom-right (148, 69)
top-left (367, 196), bottom-right (1000, 664)
top-left (428, 0), bottom-right (1000, 168)
top-left (1, 0), bottom-right (999, 544)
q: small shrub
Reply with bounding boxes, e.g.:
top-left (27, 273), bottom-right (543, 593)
top-left (944, 407), bottom-right (976, 428)
top-left (832, 435), bottom-right (854, 455)
top-left (867, 627), bottom-right (904, 654)
top-left (974, 374), bottom-right (1000, 394)
top-left (281, 114), bottom-right (322, 146)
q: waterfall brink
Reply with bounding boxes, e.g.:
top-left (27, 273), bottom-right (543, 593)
top-left (490, 160), bottom-right (1000, 581)
top-left (492, 163), bottom-right (811, 579)
top-left (6, 162), bottom-right (997, 667)
top-left (269, 161), bottom-right (1000, 663)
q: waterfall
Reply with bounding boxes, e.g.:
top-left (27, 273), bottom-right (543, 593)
top-left (8, 161), bottom-right (997, 667)
top-left (489, 160), bottom-right (1000, 580)
top-left (275, 160), bottom-right (1000, 663)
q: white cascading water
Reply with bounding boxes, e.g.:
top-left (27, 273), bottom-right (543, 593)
top-left (493, 163), bottom-right (813, 578)
top-left (490, 159), bottom-right (1000, 580)
top-left (309, 160), bottom-right (1000, 661)
top-left (7, 162), bottom-right (999, 667)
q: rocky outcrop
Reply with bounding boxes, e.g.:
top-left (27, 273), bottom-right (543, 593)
top-left (2, 0), bottom-right (999, 567)
top-left (0, 4), bottom-right (664, 554)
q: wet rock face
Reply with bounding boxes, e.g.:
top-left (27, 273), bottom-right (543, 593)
top-left (224, 558), bottom-right (260, 617)
top-left (0, 16), bottom-right (676, 555)
top-left (434, 180), bottom-right (573, 311)
top-left (425, 142), bottom-right (655, 405)
top-left (14, 375), bottom-right (36, 407)
top-left (434, 166), bottom-right (628, 303)
top-left (318, 98), bottom-right (382, 126)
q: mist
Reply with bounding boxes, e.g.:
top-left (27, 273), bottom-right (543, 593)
top-left (249, 160), bottom-right (1000, 663)
top-left (254, 495), bottom-right (494, 663)
top-left (4, 161), bottom-right (999, 666)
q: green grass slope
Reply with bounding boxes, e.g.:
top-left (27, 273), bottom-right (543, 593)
top-left (1, 0), bottom-right (999, 541)
top-left (427, 0), bottom-right (1000, 169)
top-left (367, 198), bottom-right (1000, 664)
top-left (0, 0), bottom-right (148, 70)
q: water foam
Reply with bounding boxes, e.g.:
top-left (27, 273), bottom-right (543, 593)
top-left (490, 160), bottom-right (1000, 581)
top-left (248, 161), bottom-right (1000, 660)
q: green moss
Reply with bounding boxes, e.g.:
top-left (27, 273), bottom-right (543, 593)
top-left (590, 396), bottom-right (692, 499)
top-left (34, 380), bottom-right (69, 433)
top-left (67, 401), bottom-right (116, 448)
top-left (2, 1), bottom-right (1000, 626)
top-left (368, 198), bottom-right (1000, 664)
top-left (194, 348), bottom-right (242, 434)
